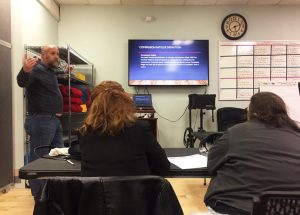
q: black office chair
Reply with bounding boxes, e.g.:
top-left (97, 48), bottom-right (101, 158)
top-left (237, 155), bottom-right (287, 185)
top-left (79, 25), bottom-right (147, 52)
top-left (33, 175), bottom-right (184, 215)
top-left (252, 191), bottom-right (300, 215)
top-left (217, 107), bottom-right (247, 132)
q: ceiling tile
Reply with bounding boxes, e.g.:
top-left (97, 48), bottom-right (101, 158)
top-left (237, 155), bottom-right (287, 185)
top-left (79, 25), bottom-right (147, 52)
top-left (89, 0), bottom-right (121, 4)
top-left (57, 0), bottom-right (89, 4)
top-left (216, 0), bottom-right (248, 5)
top-left (185, 0), bottom-right (217, 5)
top-left (153, 0), bottom-right (184, 5)
top-left (121, 0), bottom-right (153, 5)
top-left (57, 0), bottom-right (300, 6)
top-left (278, 0), bottom-right (300, 5)
top-left (247, 0), bottom-right (280, 4)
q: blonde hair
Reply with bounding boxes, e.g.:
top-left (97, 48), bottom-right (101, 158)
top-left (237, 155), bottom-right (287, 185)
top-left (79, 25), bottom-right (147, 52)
top-left (79, 81), bottom-right (137, 136)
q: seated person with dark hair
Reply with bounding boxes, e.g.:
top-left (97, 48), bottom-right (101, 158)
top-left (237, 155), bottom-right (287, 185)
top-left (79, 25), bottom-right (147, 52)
top-left (204, 92), bottom-right (300, 215)
top-left (78, 81), bottom-right (170, 177)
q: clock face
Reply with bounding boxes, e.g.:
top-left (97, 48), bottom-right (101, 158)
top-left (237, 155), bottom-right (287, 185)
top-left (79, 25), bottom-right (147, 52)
top-left (222, 14), bottom-right (247, 40)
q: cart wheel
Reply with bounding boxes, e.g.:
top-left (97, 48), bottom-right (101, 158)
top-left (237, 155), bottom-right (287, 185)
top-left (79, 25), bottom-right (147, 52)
top-left (183, 127), bottom-right (196, 148)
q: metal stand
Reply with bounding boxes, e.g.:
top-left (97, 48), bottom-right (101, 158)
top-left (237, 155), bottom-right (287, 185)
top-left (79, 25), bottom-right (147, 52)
top-left (184, 94), bottom-right (216, 148)
top-left (186, 108), bottom-right (206, 148)
top-left (183, 94), bottom-right (217, 186)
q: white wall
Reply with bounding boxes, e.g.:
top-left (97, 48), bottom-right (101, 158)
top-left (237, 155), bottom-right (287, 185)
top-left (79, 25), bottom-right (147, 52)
top-left (58, 5), bottom-right (300, 148)
top-left (11, 0), bottom-right (58, 173)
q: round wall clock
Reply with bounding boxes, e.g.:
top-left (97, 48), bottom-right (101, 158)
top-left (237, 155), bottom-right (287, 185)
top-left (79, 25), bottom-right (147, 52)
top-left (221, 13), bottom-right (247, 40)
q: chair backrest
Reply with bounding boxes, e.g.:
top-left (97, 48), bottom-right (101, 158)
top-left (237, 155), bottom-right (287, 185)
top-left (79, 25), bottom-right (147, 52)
top-left (33, 175), bottom-right (183, 215)
top-left (252, 191), bottom-right (300, 215)
top-left (217, 107), bottom-right (247, 132)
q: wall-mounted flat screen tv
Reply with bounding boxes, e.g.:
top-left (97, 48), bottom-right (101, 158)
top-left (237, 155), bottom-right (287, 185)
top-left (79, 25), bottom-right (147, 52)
top-left (128, 40), bottom-right (209, 86)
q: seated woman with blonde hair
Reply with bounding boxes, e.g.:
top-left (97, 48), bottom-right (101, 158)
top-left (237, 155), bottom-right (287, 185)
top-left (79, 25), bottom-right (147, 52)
top-left (79, 81), bottom-right (170, 177)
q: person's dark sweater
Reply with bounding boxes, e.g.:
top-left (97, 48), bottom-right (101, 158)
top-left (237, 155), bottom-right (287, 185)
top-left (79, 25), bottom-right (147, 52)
top-left (204, 120), bottom-right (300, 214)
top-left (17, 61), bottom-right (63, 114)
top-left (79, 120), bottom-right (170, 177)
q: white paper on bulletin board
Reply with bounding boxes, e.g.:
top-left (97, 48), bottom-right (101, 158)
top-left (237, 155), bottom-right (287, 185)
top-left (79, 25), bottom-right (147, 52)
top-left (259, 82), bottom-right (300, 123)
top-left (219, 41), bottom-right (300, 101)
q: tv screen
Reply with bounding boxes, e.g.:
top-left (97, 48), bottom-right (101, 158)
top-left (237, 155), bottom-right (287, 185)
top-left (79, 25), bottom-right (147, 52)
top-left (128, 40), bottom-right (209, 86)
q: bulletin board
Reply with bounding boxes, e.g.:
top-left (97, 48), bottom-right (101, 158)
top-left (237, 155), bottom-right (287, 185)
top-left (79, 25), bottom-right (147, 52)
top-left (219, 41), bottom-right (300, 100)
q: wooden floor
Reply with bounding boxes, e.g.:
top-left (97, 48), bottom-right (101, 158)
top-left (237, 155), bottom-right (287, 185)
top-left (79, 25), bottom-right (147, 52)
top-left (0, 178), bottom-right (209, 215)
top-left (0, 187), bottom-right (34, 215)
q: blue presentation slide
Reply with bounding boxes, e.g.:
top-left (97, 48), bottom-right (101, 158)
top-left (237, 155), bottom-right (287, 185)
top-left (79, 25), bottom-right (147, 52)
top-left (129, 40), bottom-right (209, 83)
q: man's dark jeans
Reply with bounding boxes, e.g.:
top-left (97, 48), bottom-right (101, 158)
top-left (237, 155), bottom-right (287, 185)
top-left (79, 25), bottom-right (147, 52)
top-left (25, 114), bottom-right (64, 198)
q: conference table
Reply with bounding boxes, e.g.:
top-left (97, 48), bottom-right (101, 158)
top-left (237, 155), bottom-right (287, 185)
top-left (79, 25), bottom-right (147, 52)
top-left (19, 148), bottom-right (210, 180)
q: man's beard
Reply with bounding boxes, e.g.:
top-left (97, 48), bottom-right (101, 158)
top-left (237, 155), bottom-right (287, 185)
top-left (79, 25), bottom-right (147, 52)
top-left (48, 60), bottom-right (59, 68)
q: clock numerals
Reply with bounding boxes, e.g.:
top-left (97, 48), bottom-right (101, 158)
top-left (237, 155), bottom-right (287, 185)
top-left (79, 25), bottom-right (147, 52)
top-left (229, 16), bottom-right (237, 22)
top-left (231, 31), bottom-right (241, 37)
top-left (222, 14), bottom-right (247, 40)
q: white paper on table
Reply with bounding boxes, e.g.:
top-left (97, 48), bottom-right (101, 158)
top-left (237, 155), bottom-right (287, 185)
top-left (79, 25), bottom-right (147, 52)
top-left (168, 154), bottom-right (207, 169)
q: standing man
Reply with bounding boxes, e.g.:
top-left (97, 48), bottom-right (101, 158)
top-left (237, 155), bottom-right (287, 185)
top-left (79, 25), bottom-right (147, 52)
top-left (17, 45), bottom-right (64, 200)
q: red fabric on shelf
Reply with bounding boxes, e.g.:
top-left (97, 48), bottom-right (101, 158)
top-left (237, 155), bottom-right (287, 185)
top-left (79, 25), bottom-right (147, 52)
top-left (63, 104), bottom-right (83, 112)
top-left (86, 99), bottom-right (91, 107)
top-left (63, 97), bottom-right (83, 105)
top-left (59, 85), bottom-right (83, 98)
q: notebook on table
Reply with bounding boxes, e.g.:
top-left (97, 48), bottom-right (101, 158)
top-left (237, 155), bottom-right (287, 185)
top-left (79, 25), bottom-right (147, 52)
top-left (133, 94), bottom-right (154, 110)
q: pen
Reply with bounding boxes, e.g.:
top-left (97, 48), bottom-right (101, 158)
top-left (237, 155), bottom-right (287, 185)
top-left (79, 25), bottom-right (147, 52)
top-left (66, 159), bottom-right (75, 165)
